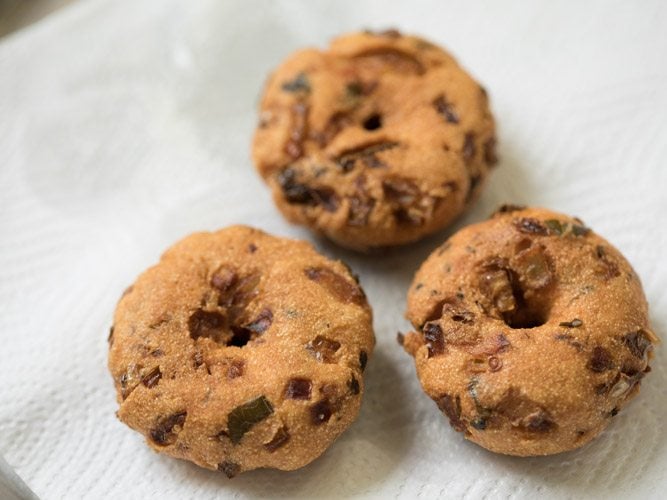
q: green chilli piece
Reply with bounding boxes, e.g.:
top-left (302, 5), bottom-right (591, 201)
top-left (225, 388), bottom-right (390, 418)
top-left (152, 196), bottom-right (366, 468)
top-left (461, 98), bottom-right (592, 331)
top-left (227, 396), bottom-right (274, 444)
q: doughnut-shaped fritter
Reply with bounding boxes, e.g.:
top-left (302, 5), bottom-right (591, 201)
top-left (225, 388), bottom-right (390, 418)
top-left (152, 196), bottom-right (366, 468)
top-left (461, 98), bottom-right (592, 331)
top-left (253, 29), bottom-right (497, 250)
top-left (402, 206), bottom-right (658, 456)
top-left (109, 226), bottom-right (374, 475)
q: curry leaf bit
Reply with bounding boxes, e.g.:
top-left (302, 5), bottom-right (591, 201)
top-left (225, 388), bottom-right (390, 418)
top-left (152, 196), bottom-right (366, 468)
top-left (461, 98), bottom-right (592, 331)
top-left (346, 81), bottom-right (363, 98)
top-left (227, 396), bottom-right (274, 444)
top-left (544, 219), bottom-right (564, 235)
top-left (282, 72), bottom-right (311, 93)
top-left (571, 224), bottom-right (591, 236)
top-left (467, 377), bottom-right (493, 430)
top-left (544, 219), bottom-right (590, 237)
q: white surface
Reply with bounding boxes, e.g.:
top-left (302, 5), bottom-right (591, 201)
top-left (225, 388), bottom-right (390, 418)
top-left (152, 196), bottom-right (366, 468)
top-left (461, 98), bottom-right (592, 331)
top-left (1, 0), bottom-right (666, 498)
top-left (0, 454), bottom-right (38, 500)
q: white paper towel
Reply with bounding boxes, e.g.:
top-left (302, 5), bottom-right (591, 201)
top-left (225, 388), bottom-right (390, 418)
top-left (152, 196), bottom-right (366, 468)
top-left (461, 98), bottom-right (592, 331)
top-left (1, 0), bottom-right (666, 498)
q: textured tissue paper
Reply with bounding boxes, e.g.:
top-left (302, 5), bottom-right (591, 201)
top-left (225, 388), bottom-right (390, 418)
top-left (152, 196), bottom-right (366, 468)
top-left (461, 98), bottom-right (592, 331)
top-left (1, 0), bottom-right (666, 498)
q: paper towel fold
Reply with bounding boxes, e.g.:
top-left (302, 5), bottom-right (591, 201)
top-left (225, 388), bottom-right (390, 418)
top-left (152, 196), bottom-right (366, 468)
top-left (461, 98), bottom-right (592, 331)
top-left (1, 0), bottom-right (666, 498)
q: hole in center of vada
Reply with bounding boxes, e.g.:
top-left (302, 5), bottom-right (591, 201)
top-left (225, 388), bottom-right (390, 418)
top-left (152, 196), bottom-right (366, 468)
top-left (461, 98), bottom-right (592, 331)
top-left (478, 251), bottom-right (553, 330)
top-left (503, 299), bottom-right (549, 329)
top-left (188, 270), bottom-right (273, 348)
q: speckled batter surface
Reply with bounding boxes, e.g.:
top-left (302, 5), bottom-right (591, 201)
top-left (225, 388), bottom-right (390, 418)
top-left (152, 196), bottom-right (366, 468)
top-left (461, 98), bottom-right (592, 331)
top-left (402, 206), bottom-right (658, 456)
top-left (253, 29), bottom-right (497, 250)
top-left (108, 226), bottom-right (374, 476)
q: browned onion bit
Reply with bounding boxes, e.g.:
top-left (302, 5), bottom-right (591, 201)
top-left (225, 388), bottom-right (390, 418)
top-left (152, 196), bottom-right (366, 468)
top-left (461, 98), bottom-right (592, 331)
top-left (306, 335), bottom-right (341, 363)
top-left (348, 377), bottom-right (360, 395)
top-left (433, 94), bottom-right (459, 124)
top-left (310, 400), bottom-right (333, 425)
top-left (359, 350), bottom-right (368, 371)
top-left (244, 308), bottom-right (273, 333)
top-left (559, 319), bottom-right (583, 328)
top-left (211, 268), bottom-right (237, 292)
top-left (188, 309), bottom-right (225, 341)
top-left (436, 394), bottom-right (465, 432)
top-left (284, 378), bottom-right (312, 400)
top-left (588, 346), bottom-right (614, 372)
top-left (263, 426), bottom-right (291, 452)
top-left (217, 461), bottom-right (241, 479)
top-left (141, 367), bottom-right (161, 388)
top-left (227, 359), bottom-right (245, 379)
top-left (150, 411), bottom-right (187, 446)
top-left (514, 217), bottom-right (548, 235)
top-left (304, 267), bottom-right (365, 305)
top-left (462, 133), bottom-right (476, 165)
top-left (623, 330), bottom-right (652, 360)
top-left (492, 204), bottom-right (526, 216)
top-left (423, 323), bottom-right (445, 357)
